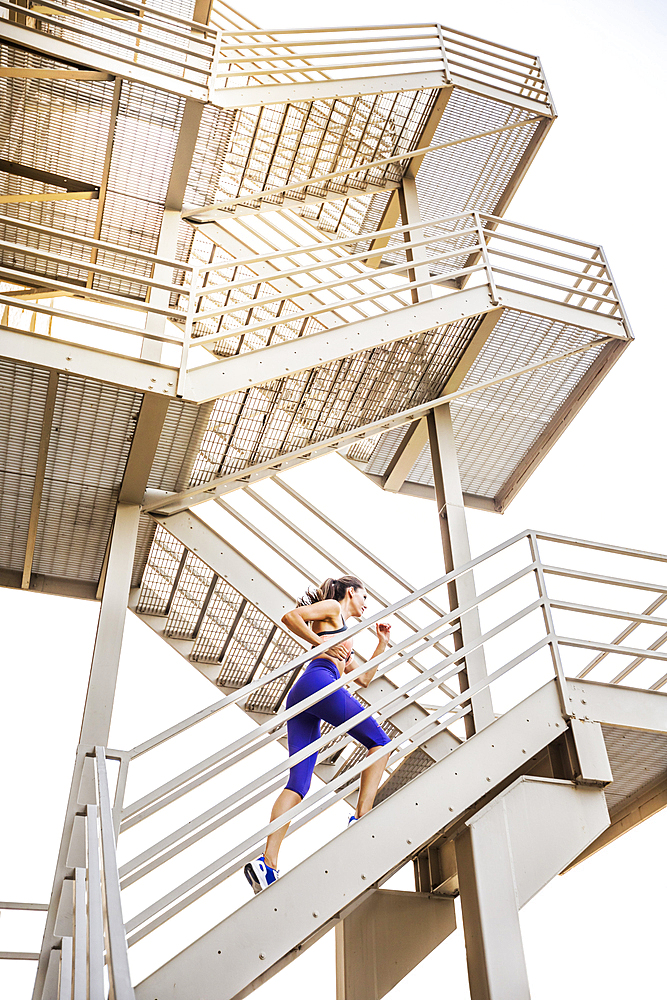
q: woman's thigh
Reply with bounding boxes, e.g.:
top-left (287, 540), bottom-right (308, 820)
top-left (317, 686), bottom-right (390, 749)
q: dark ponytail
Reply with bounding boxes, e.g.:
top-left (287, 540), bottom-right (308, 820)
top-left (298, 575), bottom-right (363, 607)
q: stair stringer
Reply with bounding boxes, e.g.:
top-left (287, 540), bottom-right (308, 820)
top-left (134, 677), bottom-right (569, 1000)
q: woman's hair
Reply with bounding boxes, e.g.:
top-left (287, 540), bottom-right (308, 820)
top-left (298, 575), bottom-right (363, 607)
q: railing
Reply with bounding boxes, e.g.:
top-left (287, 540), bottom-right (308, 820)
top-left (1, 0), bottom-right (217, 94)
top-left (47, 748), bottom-right (134, 1000)
top-left (111, 527), bottom-right (667, 957)
top-left (209, 22), bottom-right (551, 106)
top-left (0, 211), bottom-right (629, 396)
top-left (0, 901), bottom-right (48, 963)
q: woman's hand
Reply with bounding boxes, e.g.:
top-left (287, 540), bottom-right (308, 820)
top-left (322, 641), bottom-right (351, 662)
top-left (375, 623), bottom-right (391, 648)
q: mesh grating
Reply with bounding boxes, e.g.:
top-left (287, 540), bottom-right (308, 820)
top-left (374, 746), bottom-right (434, 804)
top-left (164, 551), bottom-right (215, 638)
top-left (244, 631), bottom-right (304, 713)
top-left (602, 725), bottom-right (667, 816)
top-left (0, 360), bottom-right (51, 573)
top-left (190, 577), bottom-right (247, 665)
top-left (210, 88), bottom-right (438, 215)
top-left (187, 315), bottom-right (482, 487)
top-left (359, 310), bottom-right (609, 501)
top-left (30, 375), bottom-right (142, 580)
top-left (215, 603), bottom-right (276, 685)
top-left (135, 523), bottom-right (185, 615)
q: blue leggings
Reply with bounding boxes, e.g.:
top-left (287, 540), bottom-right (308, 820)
top-left (284, 658), bottom-right (391, 799)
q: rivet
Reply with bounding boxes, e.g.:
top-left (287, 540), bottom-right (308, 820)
top-left (406, 838), bottom-right (412, 844)
top-left (486, 776), bottom-right (491, 781)
top-left (361, 874), bottom-right (366, 880)
top-left (312, 910), bottom-right (319, 917)
top-left (449, 806), bottom-right (454, 812)
top-left (259, 952), bottom-right (266, 960)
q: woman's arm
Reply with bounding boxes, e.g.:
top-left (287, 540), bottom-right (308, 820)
top-left (281, 600), bottom-right (350, 661)
top-left (344, 623), bottom-right (391, 687)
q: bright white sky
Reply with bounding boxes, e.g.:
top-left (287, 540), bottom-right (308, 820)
top-left (1, 0), bottom-right (666, 997)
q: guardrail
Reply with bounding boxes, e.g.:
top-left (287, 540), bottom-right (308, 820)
top-left (111, 527), bottom-right (667, 952)
top-left (2, 5), bottom-right (551, 108)
top-left (1, 0), bottom-right (217, 94)
top-left (0, 210), bottom-right (629, 396)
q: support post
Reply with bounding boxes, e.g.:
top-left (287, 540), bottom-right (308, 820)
top-left (427, 404), bottom-right (494, 734)
top-left (80, 503), bottom-right (141, 746)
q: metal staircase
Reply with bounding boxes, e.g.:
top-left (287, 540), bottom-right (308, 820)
top-left (1, 2), bottom-right (664, 999)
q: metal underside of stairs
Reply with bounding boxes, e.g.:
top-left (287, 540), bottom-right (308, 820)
top-left (1, 2), bottom-right (664, 1000)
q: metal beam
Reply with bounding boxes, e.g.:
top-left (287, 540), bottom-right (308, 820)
top-left (185, 284), bottom-right (496, 402)
top-left (0, 159), bottom-right (99, 194)
top-left (118, 394), bottom-right (171, 505)
top-left (22, 370), bottom-right (58, 588)
top-left (382, 417), bottom-right (428, 492)
top-left (0, 190), bottom-right (98, 205)
top-left (0, 68), bottom-right (113, 79)
top-left (428, 403), bottom-right (494, 734)
top-left (146, 334), bottom-right (613, 513)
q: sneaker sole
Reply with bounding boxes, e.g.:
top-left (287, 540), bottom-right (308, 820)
top-left (244, 863), bottom-right (263, 895)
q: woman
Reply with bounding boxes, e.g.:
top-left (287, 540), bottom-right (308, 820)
top-left (244, 576), bottom-right (392, 894)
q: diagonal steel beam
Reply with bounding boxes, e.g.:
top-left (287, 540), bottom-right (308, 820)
top-left (21, 371), bottom-right (58, 588)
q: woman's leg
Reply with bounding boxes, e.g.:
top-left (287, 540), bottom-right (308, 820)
top-left (356, 745), bottom-right (390, 817)
top-left (264, 788), bottom-right (302, 869)
top-left (316, 686), bottom-right (392, 818)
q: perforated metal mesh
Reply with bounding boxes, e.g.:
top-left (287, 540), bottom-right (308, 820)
top-left (191, 577), bottom-right (247, 665)
top-left (31, 375), bottom-right (141, 580)
top-left (602, 725), bottom-right (667, 816)
top-left (0, 359), bottom-right (51, 573)
top-left (187, 314), bottom-right (482, 486)
top-left (164, 552), bottom-right (215, 638)
top-left (374, 746), bottom-right (434, 804)
top-left (358, 310), bottom-right (609, 502)
top-left (136, 523), bottom-right (185, 614)
top-left (208, 88), bottom-right (437, 215)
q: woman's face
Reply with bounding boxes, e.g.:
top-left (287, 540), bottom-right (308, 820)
top-left (348, 586), bottom-right (368, 618)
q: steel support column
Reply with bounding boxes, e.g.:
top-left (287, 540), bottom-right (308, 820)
top-left (427, 404), bottom-right (494, 733)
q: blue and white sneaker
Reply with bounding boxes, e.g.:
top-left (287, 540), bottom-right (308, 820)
top-left (244, 855), bottom-right (279, 894)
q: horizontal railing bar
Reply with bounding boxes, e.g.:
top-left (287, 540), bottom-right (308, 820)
top-left (119, 775), bottom-right (285, 886)
top-left (127, 535), bottom-right (534, 759)
top-left (192, 262), bottom-right (485, 344)
top-left (221, 54), bottom-right (443, 79)
top-left (0, 240), bottom-right (193, 297)
top-left (125, 777), bottom-right (367, 946)
top-left (439, 34), bottom-right (543, 73)
top-left (447, 47), bottom-right (547, 87)
top-left (218, 42), bottom-right (439, 64)
top-left (62, 0), bottom-right (219, 33)
top-left (7, 0), bottom-right (215, 61)
top-left (197, 211), bottom-right (476, 276)
top-left (478, 213), bottom-right (600, 252)
top-left (0, 901), bottom-right (49, 911)
top-left (195, 229), bottom-right (480, 301)
top-left (493, 283), bottom-right (620, 319)
top-left (0, 951), bottom-right (40, 960)
top-left (578, 593), bottom-right (667, 679)
top-left (125, 633), bottom-right (549, 936)
top-left (0, 267), bottom-right (187, 319)
top-left (195, 247), bottom-right (481, 323)
top-left (535, 530), bottom-right (667, 564)
top-left (216, 23), bottom-right (441, 37)
top-left (125, 575), bottom-right (540, 828)
top-left (0, 1), bottom-right (214, 79)
top-left (482, 228), bottom-right (607, 268)
top-left (557, 636), bottom-right (667, 663)
top-left (0, 295), bottom-right (183, 344)
top-left (551, 600), bottom-right (667, 628)
top-left (543, 565), bottom-right (667, 594)
top-left (492, 267), bottom-right (616, 303)
top-left (487, 248), bottom-right (612, 287)
top-left (215, 31), bottom-right (438, 53)
top-left (184, 117), bottom-right (545, 218)
top-left (440, 23), bottom-right (542, 60)
top-left (40, 0), bottom-right (218, 43)
top-left (611, 631), bottom-right (667, 684)
top-left (123, 614), bottom-right (465, 821)
top-left (447, 58), bottom-right (546, 96)
top-left (218, 494), bottom-right (458, 698)
top-left (0, 212), bottom-right (194, 271)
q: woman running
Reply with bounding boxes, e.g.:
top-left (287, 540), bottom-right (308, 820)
top-left (244, 576), bottom-right (392, 893)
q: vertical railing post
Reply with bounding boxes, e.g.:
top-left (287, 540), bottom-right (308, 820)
top-left (85, 805), bottom-right (105, 1000)
top-left (177, 262), bottom-right (198, 398)
top-left (474, 211), bottom-right (499, 306)
top-left (435, 23), bottom-right (452, 84)
top-left (71, 868), bottom-right (86, 1000)
top-left (95, 748), bottom-right (135, 1000)
top-left (59, 937), bottom-right (73, 1000)
top-left (209, 27), bottom-right (221, 98)
top-left (528, 532), bottom-right (571, 718)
